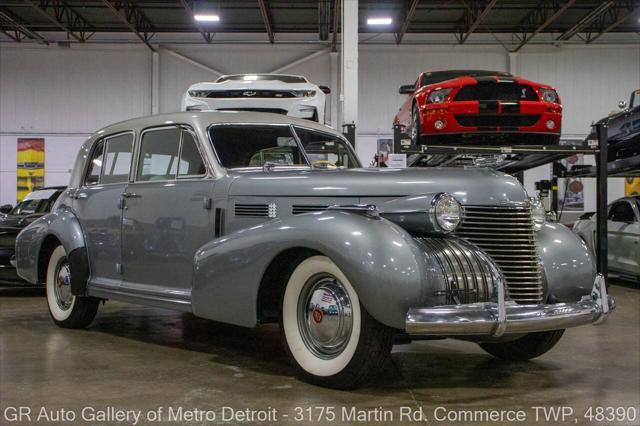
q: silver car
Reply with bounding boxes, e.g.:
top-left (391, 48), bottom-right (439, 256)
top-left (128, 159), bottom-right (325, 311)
top-left (14, 112), bottom-right (613, 389)
top-left (573, 196), bottom-right (640, 281)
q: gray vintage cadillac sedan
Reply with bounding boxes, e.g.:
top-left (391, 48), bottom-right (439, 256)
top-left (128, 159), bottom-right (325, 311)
top-left (14, 111), bottom-right (613, 388)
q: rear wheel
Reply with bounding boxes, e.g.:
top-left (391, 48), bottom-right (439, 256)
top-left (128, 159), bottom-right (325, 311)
top-left (46, 245), bottom-right (100, 329)
top-left (479, 330), bottom-right (565, 361)
top-left (280, 256), bottom-right (395, 389)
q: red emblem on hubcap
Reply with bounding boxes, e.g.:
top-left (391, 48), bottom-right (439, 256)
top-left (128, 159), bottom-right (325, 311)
top-left (312, 308), bottom-right (323, 323)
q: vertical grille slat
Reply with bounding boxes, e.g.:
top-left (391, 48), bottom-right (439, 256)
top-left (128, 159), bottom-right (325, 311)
top-left (456, 204), bottom-right (545, 304)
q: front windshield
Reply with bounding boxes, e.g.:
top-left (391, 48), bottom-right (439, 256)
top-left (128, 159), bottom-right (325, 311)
top-left (421, 70), bottom-right (511, 86)
top-left (9, 190), bottom-right (60, 216)
top-left (209, 125), bottom-right (359, 169)
top-left (216, 74), bottom-right (307, 84)
top-left (210, 125), bottom-right (306, 168)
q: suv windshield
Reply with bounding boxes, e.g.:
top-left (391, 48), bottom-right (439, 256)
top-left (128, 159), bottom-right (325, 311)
top-left (421, 70), bottom-right (511, 86)
top-left (209, 125), bottom-right (359, 169)
top-left (216, 74), bottom-right (307, 84)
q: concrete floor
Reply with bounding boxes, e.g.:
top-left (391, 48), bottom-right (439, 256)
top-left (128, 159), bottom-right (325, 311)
top-left (1, 283), bottom-right (639, 426)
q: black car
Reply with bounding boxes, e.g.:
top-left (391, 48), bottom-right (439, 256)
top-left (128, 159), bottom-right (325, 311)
top-left (0, 186), bottom-right (65, 285)
top-left (587, 89), bottom-right (640, 159)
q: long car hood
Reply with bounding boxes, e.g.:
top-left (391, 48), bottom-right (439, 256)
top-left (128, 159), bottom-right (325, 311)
top-left (227, 168), bottom-right (527, 205)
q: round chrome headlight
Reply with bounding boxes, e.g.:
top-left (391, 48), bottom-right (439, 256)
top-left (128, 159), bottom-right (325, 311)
top-left (432, 193), bottom-right (461, 233)
top-left (529, 196), bottom-right (546, 228)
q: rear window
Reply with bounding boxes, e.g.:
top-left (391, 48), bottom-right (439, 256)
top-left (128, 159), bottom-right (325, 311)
top-left (216, 74), bottom-right (307, 84)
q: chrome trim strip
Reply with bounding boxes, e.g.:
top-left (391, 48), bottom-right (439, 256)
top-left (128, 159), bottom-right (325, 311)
top-left (406, 274), bottom-right (613, 336)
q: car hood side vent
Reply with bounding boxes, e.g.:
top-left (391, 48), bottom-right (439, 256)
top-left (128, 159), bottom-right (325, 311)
top-left (234, 203), bottom-right (269, 217)
top-left (292, 205), bottom-right (329, 215)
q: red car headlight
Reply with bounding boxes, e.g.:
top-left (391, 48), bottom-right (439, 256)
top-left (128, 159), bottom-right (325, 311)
top-left (539, 88), bottom-right (559, 103)
top-left (427, 88), bottom-right (452, 104)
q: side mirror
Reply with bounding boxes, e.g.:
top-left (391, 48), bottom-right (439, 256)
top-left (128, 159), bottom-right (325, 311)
top-left (399, 84), bottom-right (415, 95)
top-left (618, 100), bottom-right (627, 109)
top-left (0, 204), bottom-right (13, 214)
top-left (319, 85), bottom-right (331, 94)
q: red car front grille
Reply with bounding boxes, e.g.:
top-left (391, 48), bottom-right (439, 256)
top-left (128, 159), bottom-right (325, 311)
top-left (454, 83), bottom-right (538, 102)
top-left (455, 114), bottom-right (540, 127)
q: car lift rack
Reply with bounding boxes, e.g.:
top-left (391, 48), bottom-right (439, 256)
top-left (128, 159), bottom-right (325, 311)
top-left (393, 123), bottom-right (612, 282)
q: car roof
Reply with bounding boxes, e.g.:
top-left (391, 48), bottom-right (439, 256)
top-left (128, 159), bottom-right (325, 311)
top-left (94, 111), bottom-right (339, 138)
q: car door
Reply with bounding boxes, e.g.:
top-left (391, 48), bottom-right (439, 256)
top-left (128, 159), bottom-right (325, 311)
top-left (121, 126), bottom-right (214, 302)
top-left (607, 200), bottom-right (640, 275)
top-left (73, 132), bottom-right (134, 288)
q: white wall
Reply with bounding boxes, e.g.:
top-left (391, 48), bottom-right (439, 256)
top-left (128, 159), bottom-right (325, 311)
top-left (1, 41), bottom-right (638, 206)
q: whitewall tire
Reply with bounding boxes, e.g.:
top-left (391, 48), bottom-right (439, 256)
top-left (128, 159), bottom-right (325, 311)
top-left (46, 245), bottom-right (99, 329)
top-left (281, 256), bottom-right (395, 389)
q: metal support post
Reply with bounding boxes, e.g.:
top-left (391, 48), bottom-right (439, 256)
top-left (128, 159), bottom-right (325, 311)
top-left (595, 122), bottom-right (609, 282)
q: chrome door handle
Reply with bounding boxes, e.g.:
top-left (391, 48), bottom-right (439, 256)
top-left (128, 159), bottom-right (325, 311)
top-left (121, 192), bottom-right (141, 198)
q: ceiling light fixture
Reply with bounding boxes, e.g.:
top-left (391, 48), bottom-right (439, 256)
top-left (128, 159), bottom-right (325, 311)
top-left (194, 14), bottom-right (220, 22)
top-left (367, 17), bottom-right (392, 25)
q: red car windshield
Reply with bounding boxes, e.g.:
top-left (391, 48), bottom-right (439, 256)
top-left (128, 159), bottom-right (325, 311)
top-left (420, 70), bottom-right (511, 87)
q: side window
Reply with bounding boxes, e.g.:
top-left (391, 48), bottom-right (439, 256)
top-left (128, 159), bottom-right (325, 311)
top-left (85, 140), bottom-right (104, 186)
top-left (137, 127), bottom-right (181, 181)
top-left (101, 133), bottom-right (134, 184)
top-left (608, 202), bottom-right (636, 223)
top-left (177, 131), bottom-right (207, 177)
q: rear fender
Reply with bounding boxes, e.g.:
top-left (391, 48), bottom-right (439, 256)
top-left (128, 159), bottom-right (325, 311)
top-left (192, 211), bottom-right (444, 329)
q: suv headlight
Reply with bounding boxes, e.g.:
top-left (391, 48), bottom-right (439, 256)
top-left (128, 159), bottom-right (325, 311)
top-left (539, 88), bottom-right (558, 103)
top-left (529, 196), bottom-right (546, 229)
top-left (432, 193), bottom-right (461, 233)
top-left (427, 88), bottom-right (452, 104)
top-left (292, 90), bottom-right (316, 97)
top-left (188, 90), bottom-right (210, 98)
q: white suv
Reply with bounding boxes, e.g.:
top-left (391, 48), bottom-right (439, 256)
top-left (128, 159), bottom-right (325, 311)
top-left (182, 74), bottom-right (330, 124)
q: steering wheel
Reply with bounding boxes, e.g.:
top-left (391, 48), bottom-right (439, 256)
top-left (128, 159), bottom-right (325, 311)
top-left (312, 160), bottom-right (337, 169)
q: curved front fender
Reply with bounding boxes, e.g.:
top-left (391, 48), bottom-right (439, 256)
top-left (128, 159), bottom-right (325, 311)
top-left (192, 211), bottom-right (445, 329)
top-left (537, 222), bottom-right (596, 302)
top-left (15, 206), bottom-right (85, 284)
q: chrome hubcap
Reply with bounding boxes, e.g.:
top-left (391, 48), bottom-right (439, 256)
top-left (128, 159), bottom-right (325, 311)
top-left (54, 258), bottom-right (73, 311)
top-left (298, 274), bottom-right (353, 359)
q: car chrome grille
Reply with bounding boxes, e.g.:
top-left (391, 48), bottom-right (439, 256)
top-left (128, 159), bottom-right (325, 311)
top-left (414, 237), bottom-right (501, 305)
top-left (455, 204), bottom-right (545, 304)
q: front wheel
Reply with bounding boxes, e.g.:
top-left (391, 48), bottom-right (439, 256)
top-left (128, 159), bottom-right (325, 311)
top-left (46, 245), bottom-right (100, 329)
top-left (410, 104), bottom-right (423, 145)
top-left (479, 329), bottom-right (565, 361)
top-left (280, 256), bottom-right (395, 389)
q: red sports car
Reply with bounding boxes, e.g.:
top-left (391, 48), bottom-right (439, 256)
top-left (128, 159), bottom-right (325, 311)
top-left (394, 70), bottom-right (562, 145)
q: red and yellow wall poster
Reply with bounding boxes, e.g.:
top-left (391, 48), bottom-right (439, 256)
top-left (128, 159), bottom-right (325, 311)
top-left (626, 177), bottom-right (640, 196)
top-left (17, 138), bottom-right (45, 202)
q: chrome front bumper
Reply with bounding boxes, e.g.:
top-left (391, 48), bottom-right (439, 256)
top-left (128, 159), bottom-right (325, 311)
top-left (406, 274), bottom-right (614, 337)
